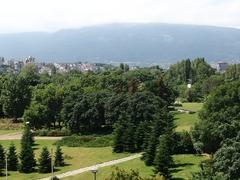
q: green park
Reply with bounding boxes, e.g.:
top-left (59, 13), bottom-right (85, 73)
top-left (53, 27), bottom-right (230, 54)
top-left (0, 58), bottom-right (239, 179)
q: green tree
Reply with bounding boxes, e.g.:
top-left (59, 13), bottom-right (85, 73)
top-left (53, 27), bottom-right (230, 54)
top-left (143, 111), bottom-right (174, 166)
top-left (19, 64), bottom-right (40, 86)
top-left (31, 83), bottom-right (63, 129)
top-left (19, 125), bottom-right (36, 173)
top-left (1, 74), bottom-right (31, 120)
top-left (192, 80), bottom-right (240, 153)
top-left (54, 146), bottom-right (64, 167)
top-left (38, 147), bottom-right (52, 173)
top-left (113, 118), bottom-right (126, 153)
top-left (154, 134), bottom-right (173, 179)
top-left (7, 143), bottom-right (18, 171)
top-left (21, 125), bottom-right (34, 146)
top-left (213, 134), bottom-right (240, 179)
top-left (0, 144), bottom-right (5, 175)
top-left (123, 122), bottom-right (136, 153)
top-left (23, 102), bottom-right (49, 129)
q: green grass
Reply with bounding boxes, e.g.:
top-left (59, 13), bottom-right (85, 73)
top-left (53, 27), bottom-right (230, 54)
top-left (0, 129), bottom-right (21, 135)
top-left (63, 154), bottom-right (208, 180)
top-left (172, 154), bottom-right (208, 179)
top-left (180, 103), bottom-right (203, 112)
top-left (174, 113), bottom-right (199, 132)
top-left (55, 134), bottom-right (113, 147)
top-left (174, 103), bottom-right (203, 132)
top-left (63, 158), bottom-right (153, 180)
top-left (0, 139), bottom-right (130, 180)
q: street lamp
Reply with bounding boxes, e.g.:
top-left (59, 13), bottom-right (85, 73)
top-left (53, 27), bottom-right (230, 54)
top-left (90, 166), bottom-right (98, 180)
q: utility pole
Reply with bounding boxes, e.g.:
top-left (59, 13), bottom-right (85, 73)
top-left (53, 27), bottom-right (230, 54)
top-left (51, 148), bottom-right (54, 179)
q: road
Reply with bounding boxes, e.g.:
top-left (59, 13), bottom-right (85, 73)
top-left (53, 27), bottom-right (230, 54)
top-left (39, 153), bottom-right (142, 180)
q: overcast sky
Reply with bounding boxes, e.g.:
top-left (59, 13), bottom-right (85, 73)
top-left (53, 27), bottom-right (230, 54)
top-left (0, 0), bottom-right (240, 33)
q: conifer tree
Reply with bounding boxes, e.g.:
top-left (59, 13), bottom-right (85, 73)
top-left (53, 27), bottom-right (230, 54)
top-left (123, 122), bottom-right (136, 152)
top-left (154, 134), bottom-right (173, 179)
top-left (0, 144), bottom-right (5, 175)
top-left (7, 143), bottom-right (18, 171)
top-left (21, 125), bottom-right (34, 146)
top-left (38, 147), bottom-right (51, 173)
top-left (54, 146), bottom-right (64, 167)
top-left (19, 125), bottom-right (36, 173)
top-left (113, 123), bottom-right (124, 153)
top-left (143, 111), bottom-right (174, 166)
top-left (135, 121), bottom-right (150, 151)
top-left (113, 118), bottom-right (126, 153)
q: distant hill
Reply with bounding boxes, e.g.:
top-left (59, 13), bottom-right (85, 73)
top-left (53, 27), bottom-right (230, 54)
top-left (0, 23), bottom-right (240, 65)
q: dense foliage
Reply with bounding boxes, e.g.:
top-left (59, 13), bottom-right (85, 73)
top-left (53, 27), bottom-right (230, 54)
top-left (192, 80), bottom-right (240, 153)
top-left (191, 80), bottom-right (240, 179)
top-left (164, 58), bottom-right (218, 101)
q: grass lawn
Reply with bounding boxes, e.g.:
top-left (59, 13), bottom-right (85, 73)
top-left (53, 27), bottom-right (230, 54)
top-left (174, 113), bottom-right (199, 132)
top-left (172, 154), bottom-right (208, 179)
top-left (180, 103), bottom-right (203, 112)
top-left (64, 154), bottom-right (208, 180)
top-left (0, 139), bottom-right (130, 180)
top-left (174, 103), bottom-right (203, 132)
top-left (0, 129), bottom-right (21, 135)
top-left (63, 158), bottom-right (153, 180)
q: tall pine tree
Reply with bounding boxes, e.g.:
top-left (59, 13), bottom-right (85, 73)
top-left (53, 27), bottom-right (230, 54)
top-left (21, 125), bottom-right (34, 146)
top-left (7, 143), bottom-right (18, 171)
top-left (19, 125), bottom-right (36, 173)
top-left (54, 146), bottom-right (64, 167)
top-left (113, 116), bottom-right (127, 153)
top-left (123, 122), bottom-right (136, 152)
top-left (154, 134), bottom-right (173, 179)
top-left (0, 144), bottom-right (5, 175)
top-left (143, 110), bottom-right (174, 166)
top-left (38, 147), bottom-right (52, 173)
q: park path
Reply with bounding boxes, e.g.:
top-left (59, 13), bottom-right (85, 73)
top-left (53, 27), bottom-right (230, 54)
top-left (0, 133), bottom-right (62, 140)
top-left (39, 153), bottom-right (142, 180)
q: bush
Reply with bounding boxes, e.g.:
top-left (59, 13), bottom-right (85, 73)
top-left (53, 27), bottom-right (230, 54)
top-left (34, 129), bottom-right (71, 137)
top-left (106, 167), bottom-right (163, 180)
top-left (172, 131), bottom-right (195, 154)
top-left (54, 135), bottom-right (113, 147)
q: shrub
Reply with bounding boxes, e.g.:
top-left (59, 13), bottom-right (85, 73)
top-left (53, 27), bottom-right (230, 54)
top-left (54, 135), bottom-right (113, 147)
top-left (34, 129), bottom-right (71, 137)
top-left (106, 167), bottom-right (163, 180)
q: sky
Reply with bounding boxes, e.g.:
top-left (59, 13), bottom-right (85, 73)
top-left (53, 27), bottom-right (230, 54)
top-left (0, 0), bottom-right (240, 33)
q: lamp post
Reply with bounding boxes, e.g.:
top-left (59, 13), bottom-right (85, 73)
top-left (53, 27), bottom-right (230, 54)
top-left (51, 148), bottom-right (54, 179)
top-left (90, 167), bottom-right (98, 180)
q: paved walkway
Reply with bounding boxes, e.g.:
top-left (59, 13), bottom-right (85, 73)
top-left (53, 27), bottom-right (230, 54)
top-left (0, 133), bottom-right (62, 140)
top-left (39, 153), bottom-right (142, 180)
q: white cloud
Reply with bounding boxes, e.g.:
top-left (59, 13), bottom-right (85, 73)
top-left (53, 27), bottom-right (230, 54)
top-left (0, 0), bottom-right (239, 33)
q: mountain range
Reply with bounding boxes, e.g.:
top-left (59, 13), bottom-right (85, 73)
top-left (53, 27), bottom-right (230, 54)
top-left (0, 23), bottom-right (240, 65)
